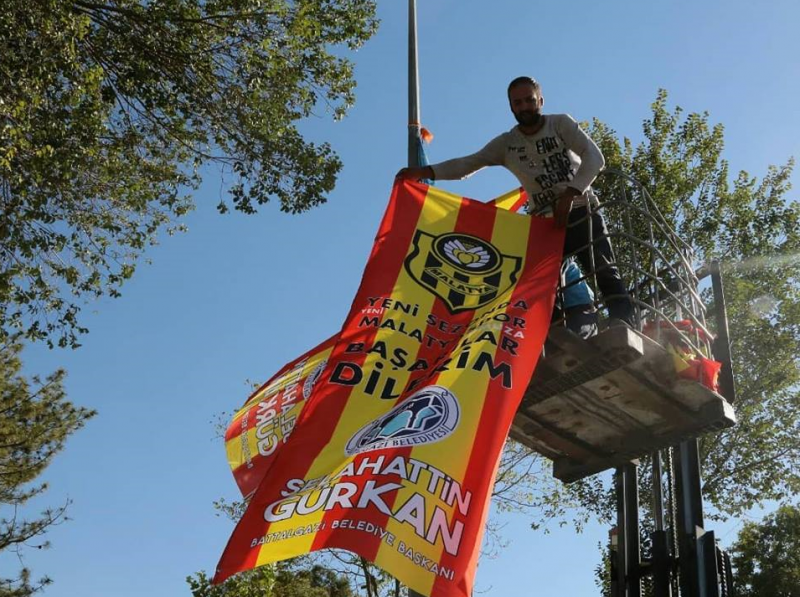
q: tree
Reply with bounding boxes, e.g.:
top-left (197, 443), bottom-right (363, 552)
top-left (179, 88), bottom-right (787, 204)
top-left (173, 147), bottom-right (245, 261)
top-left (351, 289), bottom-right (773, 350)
top-left (0, 340), bottom-right (96, 597)
top-left (730, 504), bottom-right (800, 597)
top-left (598, 89), bottom-right (800, 518)
top-left (0, 0), bottom-right (378, 348)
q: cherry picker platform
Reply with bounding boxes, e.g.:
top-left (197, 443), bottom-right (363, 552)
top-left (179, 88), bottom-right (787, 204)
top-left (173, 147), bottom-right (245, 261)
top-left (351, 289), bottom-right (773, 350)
top-left (511, 323), bottom-right (735, 483)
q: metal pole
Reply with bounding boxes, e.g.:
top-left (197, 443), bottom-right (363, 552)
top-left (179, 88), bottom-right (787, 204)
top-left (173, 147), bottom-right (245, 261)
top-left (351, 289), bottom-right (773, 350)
top-left (651, 450), bottom-right (673, 597)
top-left (614, 468), bottom-right (628, 597)
top-left (675, 439), bottom-right (708, 597)
top-left (624, 463), bottom-right (642, 597)
top-left (407, 9), bottom-right (428, 596)
top-left (407, 0), bottom-right (422, 168)
top-left (652, 451), bottom-right (665, 532)
top-left (614, 464), bottom-right (642, 597)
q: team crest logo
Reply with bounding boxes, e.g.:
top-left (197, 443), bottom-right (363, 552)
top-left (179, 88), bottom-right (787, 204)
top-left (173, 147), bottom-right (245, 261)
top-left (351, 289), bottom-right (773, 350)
top-left (404, 232), bottom-right (522, 312)
top-left (345, 386), bottom-right (460, 456)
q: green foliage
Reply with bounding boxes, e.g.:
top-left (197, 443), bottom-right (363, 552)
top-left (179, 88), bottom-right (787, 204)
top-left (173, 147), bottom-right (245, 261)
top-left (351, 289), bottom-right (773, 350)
top-left (591, 89), bottom-right (800, 520)
top-left (187, 554), bottom-right (357, 597)
top-left (0, 0), bottom-right (378, 347)
top-left (593, 541), bottom-right (612, 597)
top-left (730, 504), bottom-right (800, 597)
top-left (272, 562), bottom-right (353, 597)
top-left (0, 340), bottom-right (96, 597)
top-left (187, 568), bottom-right (275, 597)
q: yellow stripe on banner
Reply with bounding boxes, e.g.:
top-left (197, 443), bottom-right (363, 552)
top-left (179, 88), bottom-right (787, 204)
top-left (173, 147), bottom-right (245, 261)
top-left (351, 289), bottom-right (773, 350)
top-left (491, 187), bottom-right (524, 212)
top-left (305, 186), bottom-right (460, 474)
top-left (375, 202), bottom-right (533, 594)
top-left (489, 199), bottom-right (534, 257)
top-left (225, 432), bottom-right (254, 472)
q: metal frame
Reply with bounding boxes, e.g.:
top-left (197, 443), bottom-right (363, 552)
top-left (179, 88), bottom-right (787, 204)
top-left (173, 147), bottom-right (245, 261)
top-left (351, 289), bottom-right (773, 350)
top-left (556, 169), bottom-right (716, 358)
top-left (588, 172), bottom-right (737, 597)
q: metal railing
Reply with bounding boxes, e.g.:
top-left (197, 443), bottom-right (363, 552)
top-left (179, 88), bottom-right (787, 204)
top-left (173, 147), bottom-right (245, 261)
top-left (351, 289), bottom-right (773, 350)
top-left (554, 168), bottom-right (714, 357)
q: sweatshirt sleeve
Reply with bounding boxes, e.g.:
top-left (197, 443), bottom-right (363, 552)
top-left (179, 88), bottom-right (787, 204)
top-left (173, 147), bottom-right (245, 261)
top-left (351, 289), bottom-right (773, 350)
top-left (555, 114), bottom-right (605, 193)
top-left (430, 134), bottom-right (506, 181)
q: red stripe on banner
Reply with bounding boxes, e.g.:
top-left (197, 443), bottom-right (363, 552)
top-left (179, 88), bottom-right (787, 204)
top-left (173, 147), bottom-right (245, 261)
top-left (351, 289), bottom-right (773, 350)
top-left (308, 193), bottom-right (499, 561)
top-left (213, 182), bottom-right (427, 583)
top-left (429, 215), bottom-right (564, 597)
top-left (508, 193), bottom-right (528, 213)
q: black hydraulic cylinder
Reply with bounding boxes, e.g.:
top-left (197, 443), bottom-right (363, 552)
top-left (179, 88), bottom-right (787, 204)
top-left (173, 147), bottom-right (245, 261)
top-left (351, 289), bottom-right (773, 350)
top-left (614, 464), bottom-right (642, 597)
top-left (674, 439), bottom-right (708, 597)
top-left (615, 468), bottom-right (627, 597)
top-left (624, 464), bottom-right (642, 597)
top-left (651, 530), bottom-right (672, 597)
top-left (700, 530), bottom-right (721, 597)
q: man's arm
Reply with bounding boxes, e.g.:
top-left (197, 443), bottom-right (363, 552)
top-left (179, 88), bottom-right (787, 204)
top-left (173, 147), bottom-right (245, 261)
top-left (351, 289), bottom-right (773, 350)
top-left (394, 166), bottom-right (434, 180)
top-left (395, 135), bottom-right (506, 181)
top-left (395, 165), bottom-right (434, 180)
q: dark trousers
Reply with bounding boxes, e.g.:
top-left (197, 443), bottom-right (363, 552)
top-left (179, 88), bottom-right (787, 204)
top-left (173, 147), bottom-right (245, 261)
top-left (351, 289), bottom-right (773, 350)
top-left (564, 207), bottom-right (634, 325)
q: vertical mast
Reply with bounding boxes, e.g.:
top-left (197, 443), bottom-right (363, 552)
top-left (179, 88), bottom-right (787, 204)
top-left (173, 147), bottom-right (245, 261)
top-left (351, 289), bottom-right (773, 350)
top-left (406, 14), bottom-right (430, 597)
top-left (407, 0), bottom-right (421, 168)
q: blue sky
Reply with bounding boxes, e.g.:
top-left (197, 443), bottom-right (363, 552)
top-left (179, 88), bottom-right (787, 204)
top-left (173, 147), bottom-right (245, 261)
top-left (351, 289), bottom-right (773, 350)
top-left (11, 1), bottom-right (800, 596)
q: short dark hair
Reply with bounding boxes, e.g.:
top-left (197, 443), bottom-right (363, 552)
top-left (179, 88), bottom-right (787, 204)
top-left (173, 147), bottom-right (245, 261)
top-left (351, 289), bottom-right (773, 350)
top-left (507, 76), bottom-right (541, 96)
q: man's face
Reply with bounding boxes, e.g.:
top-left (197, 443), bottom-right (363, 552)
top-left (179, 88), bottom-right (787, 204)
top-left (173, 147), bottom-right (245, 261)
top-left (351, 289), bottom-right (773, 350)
top-left (508, 84), bottom-right (543, 127)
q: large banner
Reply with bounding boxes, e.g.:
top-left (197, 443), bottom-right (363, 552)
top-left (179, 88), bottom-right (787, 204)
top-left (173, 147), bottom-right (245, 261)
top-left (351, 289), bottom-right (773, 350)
top-left (223, 187), bottom-right (529, 499)
top-left (214, 180), bottom-right (563, 597)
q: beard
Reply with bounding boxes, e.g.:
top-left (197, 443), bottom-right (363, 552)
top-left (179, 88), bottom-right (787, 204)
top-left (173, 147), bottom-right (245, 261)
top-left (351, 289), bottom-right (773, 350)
top-left (514, 109), bottom-right (542, 127)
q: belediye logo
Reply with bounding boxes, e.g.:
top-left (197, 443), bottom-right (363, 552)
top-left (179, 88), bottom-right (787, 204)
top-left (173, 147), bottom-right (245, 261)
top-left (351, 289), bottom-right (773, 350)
top-left (345, 386), bottom-right (461, 456)
top-left (404, 232), bottom-right (521, 312)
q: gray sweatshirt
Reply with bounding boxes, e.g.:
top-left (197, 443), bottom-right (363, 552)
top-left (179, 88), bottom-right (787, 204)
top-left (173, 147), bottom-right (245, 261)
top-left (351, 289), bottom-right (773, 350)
top-left (430, 114), bottom-right (604, 215)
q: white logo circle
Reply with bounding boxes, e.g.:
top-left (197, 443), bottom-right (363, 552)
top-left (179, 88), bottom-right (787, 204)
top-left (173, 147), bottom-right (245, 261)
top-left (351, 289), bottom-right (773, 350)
top-left (345, 386), bottom-right (461, 456)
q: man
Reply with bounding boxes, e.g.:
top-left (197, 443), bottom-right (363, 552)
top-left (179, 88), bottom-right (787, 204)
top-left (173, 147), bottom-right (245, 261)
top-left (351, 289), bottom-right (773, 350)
top-left (396, 76), bottom-right (635, 327)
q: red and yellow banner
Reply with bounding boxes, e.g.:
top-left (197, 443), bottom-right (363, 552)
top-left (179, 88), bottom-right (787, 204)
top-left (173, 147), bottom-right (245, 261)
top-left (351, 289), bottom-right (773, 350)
top-left (215, 180), bottom-right (562, 597)
top-left (224, 187), bottom-right (529, 493)
top-left (223, 187), bottom-right (529, 499)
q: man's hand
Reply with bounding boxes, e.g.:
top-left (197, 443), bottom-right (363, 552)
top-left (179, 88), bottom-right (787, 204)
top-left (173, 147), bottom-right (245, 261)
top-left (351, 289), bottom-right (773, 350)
top-left (554, 187), bottom-right (581, 227)
top-left (396, 166), bottom-right (434, 181)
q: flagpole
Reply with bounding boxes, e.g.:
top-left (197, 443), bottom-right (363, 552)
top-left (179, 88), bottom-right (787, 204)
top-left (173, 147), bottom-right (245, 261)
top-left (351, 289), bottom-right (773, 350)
top-left (408, 0), bottom-right (421, 168)
top-left (407, 11), bottom-right (431, 597)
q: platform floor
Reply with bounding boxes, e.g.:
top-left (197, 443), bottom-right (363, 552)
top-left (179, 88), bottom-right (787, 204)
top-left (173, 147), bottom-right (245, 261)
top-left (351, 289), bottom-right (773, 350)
top-left (510, 325), bottom-right (736, 483)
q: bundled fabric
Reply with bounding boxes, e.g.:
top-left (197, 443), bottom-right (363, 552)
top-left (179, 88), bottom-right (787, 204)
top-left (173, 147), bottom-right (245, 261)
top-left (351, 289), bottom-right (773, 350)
top-left (214, 180), bottom-right (564, 597)
top-left (643, 320), bottom-right (722, 393)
